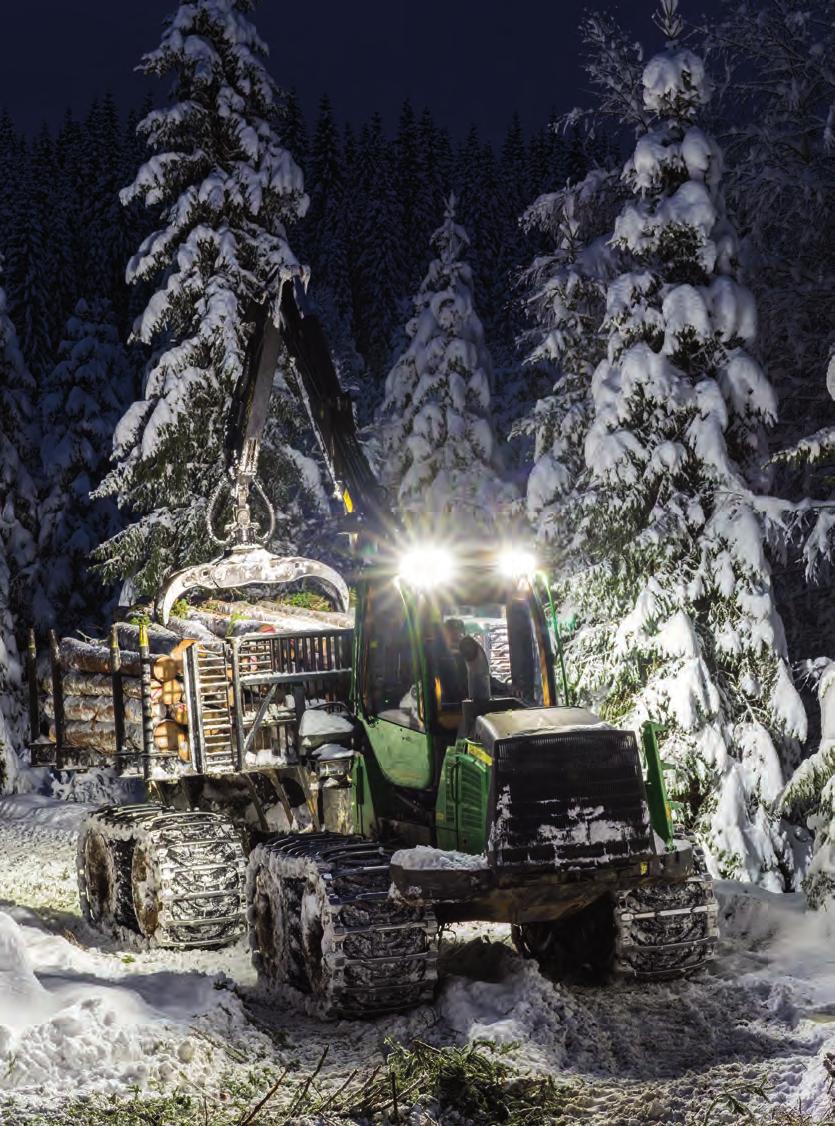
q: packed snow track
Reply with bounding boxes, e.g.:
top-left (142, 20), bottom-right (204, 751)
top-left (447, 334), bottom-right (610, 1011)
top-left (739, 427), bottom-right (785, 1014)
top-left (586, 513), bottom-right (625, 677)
top-left (0, 793), bottom-right (833, 1123)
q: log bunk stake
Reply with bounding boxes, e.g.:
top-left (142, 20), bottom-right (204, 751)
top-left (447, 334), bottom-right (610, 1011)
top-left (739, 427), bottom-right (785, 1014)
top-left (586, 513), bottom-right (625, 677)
top-left (48, 630), bottom-right (65, 772)
top-left (110, 624), bottom-right (127, 774)
top-left (139, 623), bottom-right (155, 782)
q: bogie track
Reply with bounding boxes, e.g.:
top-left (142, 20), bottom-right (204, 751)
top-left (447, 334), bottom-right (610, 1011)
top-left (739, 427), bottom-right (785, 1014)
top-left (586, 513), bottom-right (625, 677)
top-left (614, 874), bottom-right (719, 979)
top-left (78, 803), bottom-right (247, 948)
top-left (513, 872), bottom-right (718, 983)
top-left (247, 831), bottom-right (439, 1018)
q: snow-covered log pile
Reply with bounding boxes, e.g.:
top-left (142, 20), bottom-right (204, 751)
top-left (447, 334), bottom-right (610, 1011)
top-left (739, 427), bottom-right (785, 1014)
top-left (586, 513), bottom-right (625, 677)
top-left (38, 599), bottom-right (353, 765)
top-left (41, 632), bottom-right (192, 759)
top-left (186, 598), bottom-right (353, 636)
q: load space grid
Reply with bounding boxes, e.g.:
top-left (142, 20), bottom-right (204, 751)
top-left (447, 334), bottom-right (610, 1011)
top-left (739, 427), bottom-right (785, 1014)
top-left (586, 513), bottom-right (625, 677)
top-left (31, 624), bottom-right (354, 780)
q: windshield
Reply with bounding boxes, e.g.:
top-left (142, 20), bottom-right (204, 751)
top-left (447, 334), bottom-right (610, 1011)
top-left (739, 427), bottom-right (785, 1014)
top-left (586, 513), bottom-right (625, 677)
top-left (427, 587), bottom-right (553, 712)
top-left (359, 577), bottom-right (555, 733)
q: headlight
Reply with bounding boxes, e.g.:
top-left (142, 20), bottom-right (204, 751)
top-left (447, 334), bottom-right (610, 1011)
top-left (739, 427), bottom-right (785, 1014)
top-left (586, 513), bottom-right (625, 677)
top-left (398, 545), bottom-right (457, 589)
top-left (498, 547), bottom-right (537, 579)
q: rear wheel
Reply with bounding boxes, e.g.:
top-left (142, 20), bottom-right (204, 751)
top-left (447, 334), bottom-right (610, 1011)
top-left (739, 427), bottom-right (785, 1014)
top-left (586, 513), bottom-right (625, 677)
top-left (247, 832), bottom-right (439, 1018)
top-left (78, 804), bottom-right (247, 948)
top-left (80, 829), bottom-right (118, 926)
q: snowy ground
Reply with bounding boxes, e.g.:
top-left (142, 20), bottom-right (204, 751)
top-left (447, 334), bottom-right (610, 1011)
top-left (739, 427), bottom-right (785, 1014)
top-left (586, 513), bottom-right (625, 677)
top-left (0, 795), bottom-right (833, 1123)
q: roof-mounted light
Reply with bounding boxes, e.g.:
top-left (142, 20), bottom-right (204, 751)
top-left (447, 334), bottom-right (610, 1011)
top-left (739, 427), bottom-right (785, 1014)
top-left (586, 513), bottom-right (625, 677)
top-left (498, 547), bottom-right (537, 580)
top-left (398, 545), bottom-right (457, 590)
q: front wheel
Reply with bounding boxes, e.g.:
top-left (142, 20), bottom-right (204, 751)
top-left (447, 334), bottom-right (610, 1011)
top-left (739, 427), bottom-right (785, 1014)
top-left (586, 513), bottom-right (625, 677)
top-left (512, 895), bottom-right (616, 982)
top-left (614, 875), bottom-right (718, 979)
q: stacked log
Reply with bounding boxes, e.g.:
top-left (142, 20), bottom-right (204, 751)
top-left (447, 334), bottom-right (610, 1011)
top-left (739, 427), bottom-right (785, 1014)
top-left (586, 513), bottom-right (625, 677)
top-left (188, 598), bottom-right (353, 638)
top-left (44, 632), bottom-right (193, 764)
top-left (37, 595), bottom-right (352, 770)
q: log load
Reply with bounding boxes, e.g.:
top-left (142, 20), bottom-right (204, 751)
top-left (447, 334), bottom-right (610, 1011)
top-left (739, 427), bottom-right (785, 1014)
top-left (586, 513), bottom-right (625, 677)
top-left (50, 672), bottom-right (143, 700)
top-left (51, 717), bottom-right (191, 760)
top-left (207, 598), bottom-right (353, 630)
top-left (43, 634), bottom-right (192, 766)
top-left (36, 592), bottom-right (342, 770)
top-left (59, 637), bottom-right (142, 677)
top-left (58, 637), bottom-right (183, 682)
top-left (44, 695), bottom-right (167, 726)
top-left (153, 719), bottom-right (190, 761)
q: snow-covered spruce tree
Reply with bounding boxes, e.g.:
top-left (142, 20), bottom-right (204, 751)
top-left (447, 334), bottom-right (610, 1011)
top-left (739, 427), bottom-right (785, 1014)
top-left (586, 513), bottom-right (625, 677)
top-left (95, 0), bottom-right (316, 597)
top-left (379, 196), bottom-right (513, 528)
top-left (551, 2), bottom-right (807, 888)
top-left (706, 0), bottom-right (835, 462)
top-left (510, 12), bottom-right (643, 482)
top-left (781, 664), bottom-right (835, 906)
top-left (0, 272), bottom-right (37, 786)
top-left (39, 300), bottom-right (132, 631)
top-left (702, 1), bottom-right (835, 666)
top-left (514, 167), bottom-right (623, 540)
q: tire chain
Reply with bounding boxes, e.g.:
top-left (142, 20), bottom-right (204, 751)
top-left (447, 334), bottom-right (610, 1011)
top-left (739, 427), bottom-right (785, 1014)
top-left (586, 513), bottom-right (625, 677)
top-left (614, 873), bottom-right (719, 980)
top-left (77, 803), bottom-right (247, 949)
top-left (247, 831), bottom-right (439, 1018)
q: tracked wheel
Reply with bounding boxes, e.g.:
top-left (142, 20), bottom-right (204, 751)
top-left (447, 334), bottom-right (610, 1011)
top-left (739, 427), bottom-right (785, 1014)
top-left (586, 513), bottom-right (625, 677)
top-left (247, 832), bottom-right (439, 1018)
top-left (78, 804), bottom-right (247, 948)
top-left (512, 894), bottom-right (616, 982)
top-left (614, 875), bottom-right (719, 979)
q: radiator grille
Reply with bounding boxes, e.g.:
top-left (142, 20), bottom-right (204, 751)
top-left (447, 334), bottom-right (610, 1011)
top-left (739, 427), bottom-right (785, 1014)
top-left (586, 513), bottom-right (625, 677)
top-left (488, 729), bottom-right (652, 870)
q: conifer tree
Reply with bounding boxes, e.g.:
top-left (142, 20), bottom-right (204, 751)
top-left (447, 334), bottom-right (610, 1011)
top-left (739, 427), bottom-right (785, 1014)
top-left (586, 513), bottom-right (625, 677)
top-left (351, 114), bottom-right (405, 382)
top-left (380, 196), bottom-right (512, 527)
top-left (0, 271), bottom-right (37, 779)
top-left (0, 112), bottom-right (21, 269)
top-left (8, 132), bottom-right (53, 380)
top-left (280, 88), bottom-right (307, 180)
top-left (305, 97), bottom-right (363, 402)
top-left (515, 166), bottom-right (623, 519)
top-left (413, 109), bottom-right (453, 289)
top-left (395, 100), bottom-right (421, 281)
top-left (81, 94), bottom-right (134, 315)
top-left (541, 1), bottom-right (806, 888)
top-left (454, 129), bottom-right (504, 348)
top-left (95, 0), bottom-right (312, 596)
top-left (39, 300), bottom-right (131, 630)
top-left (706, 1), bottom-right (835, 664)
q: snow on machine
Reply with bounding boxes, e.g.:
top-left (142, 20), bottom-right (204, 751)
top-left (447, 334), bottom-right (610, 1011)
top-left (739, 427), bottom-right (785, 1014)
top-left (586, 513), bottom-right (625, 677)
top-left (27, 277), bottom-right (718, 1017)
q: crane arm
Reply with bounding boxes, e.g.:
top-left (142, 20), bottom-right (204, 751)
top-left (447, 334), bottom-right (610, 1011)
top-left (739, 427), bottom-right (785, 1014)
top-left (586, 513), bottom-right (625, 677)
top-left (276, 277), bottom-right (392, 534)
top-left (155, 274), bottom-right (388, 622)
top-left (217, 275), bottom-right (393, 547)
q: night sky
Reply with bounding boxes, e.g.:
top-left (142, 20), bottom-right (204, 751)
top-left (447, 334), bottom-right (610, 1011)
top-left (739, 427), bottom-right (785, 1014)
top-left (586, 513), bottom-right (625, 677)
top-left (1, 1), bottom-right (725, 141)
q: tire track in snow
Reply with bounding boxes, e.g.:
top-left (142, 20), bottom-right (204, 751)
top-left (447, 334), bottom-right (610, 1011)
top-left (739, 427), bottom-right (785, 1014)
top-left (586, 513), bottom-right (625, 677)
top-left (0, 795), bottom-right (831, 1123)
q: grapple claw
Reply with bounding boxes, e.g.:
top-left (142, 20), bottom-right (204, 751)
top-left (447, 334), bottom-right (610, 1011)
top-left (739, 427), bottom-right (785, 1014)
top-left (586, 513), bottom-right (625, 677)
top-left (155, 545), bottom-right (350, 623)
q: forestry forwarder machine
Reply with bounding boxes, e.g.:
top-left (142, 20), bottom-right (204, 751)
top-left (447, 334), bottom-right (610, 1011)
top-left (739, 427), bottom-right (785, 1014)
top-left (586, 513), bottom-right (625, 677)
top-left (37, 274), bottom-right (717, 1019)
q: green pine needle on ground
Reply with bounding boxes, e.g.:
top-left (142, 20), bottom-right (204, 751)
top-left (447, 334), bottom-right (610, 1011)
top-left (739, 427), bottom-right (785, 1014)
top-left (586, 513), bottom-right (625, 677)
top-left (3, 1042), bottom-right (833, 1126)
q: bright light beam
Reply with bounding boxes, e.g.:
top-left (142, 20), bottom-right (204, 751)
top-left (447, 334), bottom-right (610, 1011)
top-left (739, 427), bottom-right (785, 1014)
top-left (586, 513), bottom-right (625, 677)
top-left (398, 545), bottom-right (457, 589)
top-left (498, 547), bottom-right (537, 579)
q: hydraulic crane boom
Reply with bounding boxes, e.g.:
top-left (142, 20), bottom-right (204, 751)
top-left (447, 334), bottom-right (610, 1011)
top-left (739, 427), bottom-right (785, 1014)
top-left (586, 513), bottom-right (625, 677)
top-left (220, 274), bottom-right (393, 545)
top-left (154, 275), bottom-right (388, 623)
top-left (277, 278), bottom-right (393, 536)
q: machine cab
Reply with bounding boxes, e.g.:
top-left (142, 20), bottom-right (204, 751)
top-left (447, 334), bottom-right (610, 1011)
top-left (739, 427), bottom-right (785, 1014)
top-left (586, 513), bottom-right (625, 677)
top-left (353, 545), bottom-right (561, 790)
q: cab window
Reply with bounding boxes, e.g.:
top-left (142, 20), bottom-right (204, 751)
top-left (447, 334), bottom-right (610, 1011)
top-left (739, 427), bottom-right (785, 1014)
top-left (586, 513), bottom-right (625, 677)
top-left (428, 590), bottom-right (553, 714)
top-left (361, 582), bottom-right (423, 730)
